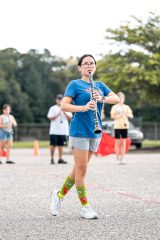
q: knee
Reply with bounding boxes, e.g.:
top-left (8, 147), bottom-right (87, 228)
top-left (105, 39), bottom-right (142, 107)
top-left (115, 140), bottom-right (120, 146)
top-left (7, 142), bottom-right (12, 148)
top-left (122, 139), bottom-right (126, 146)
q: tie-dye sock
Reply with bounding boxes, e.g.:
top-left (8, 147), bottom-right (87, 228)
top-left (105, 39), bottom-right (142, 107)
top-left (58, 176), bottom-right (75, 199)
top-left (76, 186), bottom-right (88, 206)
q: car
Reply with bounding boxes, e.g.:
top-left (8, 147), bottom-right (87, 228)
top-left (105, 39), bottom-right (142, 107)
top-left (102, 120), bottom-right (144, 148)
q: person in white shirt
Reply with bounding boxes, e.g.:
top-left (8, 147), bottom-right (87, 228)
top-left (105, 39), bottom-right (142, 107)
top-left (47, 94), bottom-right (72, 164)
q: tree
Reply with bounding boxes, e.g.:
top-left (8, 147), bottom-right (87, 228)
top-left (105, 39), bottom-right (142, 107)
top-left (15, 49), bottom-right (67, 122)
top-left (0, 48), bottom-right (67, 123)
top-left (97, 12), bottom-right (160, 121)
top-left (0, 48), bottom-right (31, 122)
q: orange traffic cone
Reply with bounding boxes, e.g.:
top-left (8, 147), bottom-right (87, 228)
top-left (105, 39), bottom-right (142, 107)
top-left (34, 140), bottom-right (39, 156)
top-left (1, 149), bottom-right (7, 157)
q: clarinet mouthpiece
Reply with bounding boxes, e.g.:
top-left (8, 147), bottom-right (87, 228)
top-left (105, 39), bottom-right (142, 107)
top-left (88, 71), bottom-right (92, 77)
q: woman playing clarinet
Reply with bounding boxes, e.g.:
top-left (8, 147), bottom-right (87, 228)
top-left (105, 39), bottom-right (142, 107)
top-left (50, 54), bottom-right (120, 219)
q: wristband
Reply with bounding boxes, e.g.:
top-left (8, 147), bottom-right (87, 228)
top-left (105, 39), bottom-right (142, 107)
top-left (101, 96), bottom-right (105, 103)
top-left (82, 106), bottom-right (86, 112)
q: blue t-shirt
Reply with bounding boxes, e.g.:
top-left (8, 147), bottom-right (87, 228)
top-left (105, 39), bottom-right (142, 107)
top-left (64, 79), bottom-right (111, 138)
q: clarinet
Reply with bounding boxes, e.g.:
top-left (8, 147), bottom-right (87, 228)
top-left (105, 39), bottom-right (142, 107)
top-left (89, 72), bottom-right (102, 134)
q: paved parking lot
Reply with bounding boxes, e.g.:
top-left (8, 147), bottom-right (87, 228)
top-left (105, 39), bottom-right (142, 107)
top-left (0, 149), bottom-right (160, 240)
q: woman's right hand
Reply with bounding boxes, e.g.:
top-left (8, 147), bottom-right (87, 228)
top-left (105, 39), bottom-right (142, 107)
top-left (2, 124), bottom-right (9, 129)
top-left (84, 100), bottom-right (97, 111)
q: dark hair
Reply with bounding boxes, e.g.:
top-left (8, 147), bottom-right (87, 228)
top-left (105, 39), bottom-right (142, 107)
top-left (77, 54), bottom-right (96, 66)
top-left (2, 104), bottom-right (11, 110)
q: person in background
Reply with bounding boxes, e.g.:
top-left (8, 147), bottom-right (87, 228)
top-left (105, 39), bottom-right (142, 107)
top-left (110, 92), bottom-right (133, 164)
top-left (0, 104), bottom-right (17, 164)
top-left (47, 94), bottom-right (72, 164)
top-left (49, 54), bottom-right (119, 220)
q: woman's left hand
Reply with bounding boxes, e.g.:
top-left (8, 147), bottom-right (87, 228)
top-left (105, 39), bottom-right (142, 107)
top-left (92, 90), bottom-right (102, 102)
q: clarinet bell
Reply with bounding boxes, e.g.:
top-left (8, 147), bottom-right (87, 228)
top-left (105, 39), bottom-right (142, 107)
top-left (94, 127), bottom-right (102, 134)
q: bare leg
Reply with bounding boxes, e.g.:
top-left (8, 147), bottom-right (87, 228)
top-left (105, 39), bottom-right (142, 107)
top-left (73, 149), bottom-right (93, 187)
top-left (0, 141), bottom-right (5, 163)
top-left (57, 150), bottom-right (94, 201)
top-left (121, 138), bottom-right (127, 161)
top-left (6, 140), bottom-right (12, 160)
top-left (57, 146), bottom-right (68, 164)
top-left (6, 140), bottom-right (15, 163)
top-left (58, 146), bottom-right (63, 159)
top-left (50, 145), bottom-right (55, 164)
top-left (115, 139), bottom-right (120, 160)
top-left (88, 151), bottom-right (94, 162)
top-left (69, 150), bottom-right (94, 181)
top-left (50, 149), bottom-right (96, 217)
top-left (69, 164), bottom-right (75, 180)
top-left (50, 145), bottom-right (55, 158)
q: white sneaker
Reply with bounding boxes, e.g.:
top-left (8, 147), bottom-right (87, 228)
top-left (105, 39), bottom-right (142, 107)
top-left (121, 159), bottom-right (126, 165)
top-left (50, 190), bottom-right (63, 216)
top-left (80, 205), bottom-right (98, 219)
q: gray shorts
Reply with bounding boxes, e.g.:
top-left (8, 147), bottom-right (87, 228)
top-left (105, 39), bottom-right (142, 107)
top-left (69, 136), bottom-right (101, 152)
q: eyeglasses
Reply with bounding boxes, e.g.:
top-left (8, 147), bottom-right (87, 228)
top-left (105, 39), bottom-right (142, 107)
top-left (81, 62), bottom-right (95, 68)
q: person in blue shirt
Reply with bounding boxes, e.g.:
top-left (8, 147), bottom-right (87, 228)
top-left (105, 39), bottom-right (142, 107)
top-left (50, 54), bottom-right (120, 219)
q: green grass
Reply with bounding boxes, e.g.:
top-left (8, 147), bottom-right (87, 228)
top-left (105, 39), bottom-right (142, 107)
top-left (12, 139), bottom-right (160, 149)
top-left (142, 140), bottom-right (160, 148)
top-left (13, 140), bottom-right (49, 148)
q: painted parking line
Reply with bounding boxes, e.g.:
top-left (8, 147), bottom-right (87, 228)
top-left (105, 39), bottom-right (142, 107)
top-left (21, 168), bottom-right (160, 206)
top-left (50, 173), bottom-right (160, 206)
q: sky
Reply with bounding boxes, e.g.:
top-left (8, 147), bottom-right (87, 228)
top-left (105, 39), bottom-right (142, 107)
top-left (0, 0), bottom-right (159, 59)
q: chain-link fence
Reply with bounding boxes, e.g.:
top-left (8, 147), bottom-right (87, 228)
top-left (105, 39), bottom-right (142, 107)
top-left (14, 123), bottom-right (50, 141)
top-left (141, 122), bottom-right (160, 140)
top-left (13, 121), bottom-right (160, 141)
